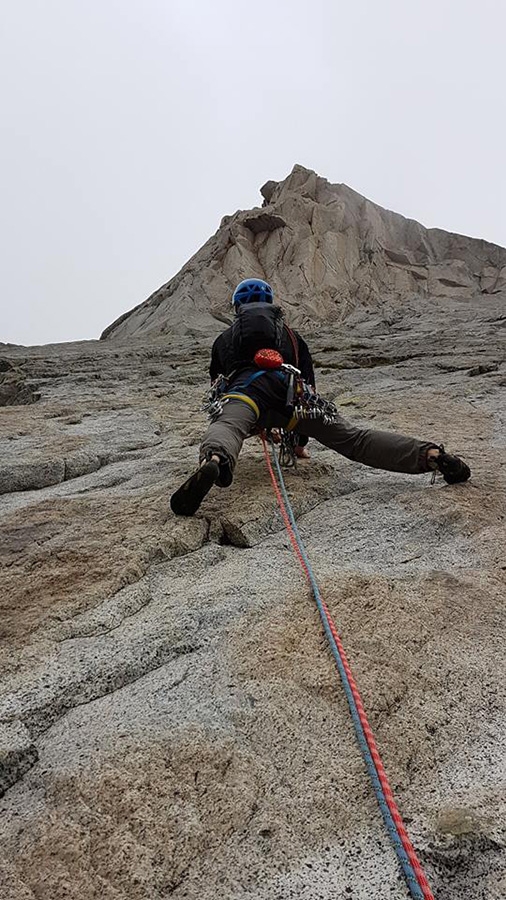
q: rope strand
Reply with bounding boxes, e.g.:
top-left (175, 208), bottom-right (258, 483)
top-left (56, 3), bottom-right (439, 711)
top-left (261, 432), bottom-right (434, 900)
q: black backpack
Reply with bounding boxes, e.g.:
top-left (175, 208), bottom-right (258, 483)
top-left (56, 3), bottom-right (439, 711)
top-left (230, 302), bottom-right (285, 367)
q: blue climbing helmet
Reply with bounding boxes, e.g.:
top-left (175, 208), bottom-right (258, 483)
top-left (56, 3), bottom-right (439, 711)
top-left (231, 278), bottom-right (274, 308)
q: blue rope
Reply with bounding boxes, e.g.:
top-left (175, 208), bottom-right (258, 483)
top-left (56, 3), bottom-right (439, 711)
top-left (269, 440), bottom-right (426, 899)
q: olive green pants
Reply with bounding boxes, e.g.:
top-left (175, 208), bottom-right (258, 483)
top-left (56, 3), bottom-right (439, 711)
top-left (200, 399), bottom-right (436, 476)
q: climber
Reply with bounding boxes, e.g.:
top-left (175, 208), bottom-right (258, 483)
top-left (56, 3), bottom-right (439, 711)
top-left (170, 278), bottom-right (471, 516)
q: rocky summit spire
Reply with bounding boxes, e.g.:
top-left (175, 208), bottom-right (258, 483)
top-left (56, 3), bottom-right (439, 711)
top-left (101, 164), bottom-right (506, 340)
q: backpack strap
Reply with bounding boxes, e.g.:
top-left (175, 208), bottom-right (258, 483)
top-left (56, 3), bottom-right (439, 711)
top-left (284, 325), bottom-right (299, 368)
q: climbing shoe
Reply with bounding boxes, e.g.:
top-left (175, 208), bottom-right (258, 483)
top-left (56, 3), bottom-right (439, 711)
top-left (431, 446), bottom-right (471, 484)
top-left (170, 460), bottom-right (220, 516)
top-left (216, 458), bottom-right (233, 488)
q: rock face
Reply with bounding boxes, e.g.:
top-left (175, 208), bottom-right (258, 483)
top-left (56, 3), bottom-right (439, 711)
top-left (0, 358), bottom-right (40, 407)
top-left (101, 164), bottom-right (506, 340)
top-left (1, 170), bottom-right (506, 899)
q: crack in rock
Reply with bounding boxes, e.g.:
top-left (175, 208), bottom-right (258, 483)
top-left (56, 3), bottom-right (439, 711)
top-left (0, 721), bottom-right (38, 796)
top-left (0, 652), bottom-right (196, 797)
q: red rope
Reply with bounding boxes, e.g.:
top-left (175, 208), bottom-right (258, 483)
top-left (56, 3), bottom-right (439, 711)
top-left (319, 603), bottom-right (433, 896)
top-left (261, 433), bottom-right (434, 899)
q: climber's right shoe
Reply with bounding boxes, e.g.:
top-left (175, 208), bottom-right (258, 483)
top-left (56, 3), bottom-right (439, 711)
top-left (216, 458), bottom-right (233, 488)
top-left (170, 460), bottom-right (220, 516)
top-left (433, 446), bottom-right (471, 484)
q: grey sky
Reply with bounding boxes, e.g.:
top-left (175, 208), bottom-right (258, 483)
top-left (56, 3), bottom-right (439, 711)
top-left (1, 0), bottom-right (505, 346)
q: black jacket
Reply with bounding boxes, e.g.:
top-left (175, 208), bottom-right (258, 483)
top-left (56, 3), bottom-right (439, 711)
top-left (209, 323), bottom-right (316, 388)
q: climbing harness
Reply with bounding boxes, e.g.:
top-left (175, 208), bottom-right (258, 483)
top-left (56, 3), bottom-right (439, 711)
top-left (203, 351), bottom-right (340, 427)
top-left (202, 371), bottom-right (263, 423)
top-left (260, 431), bottom-right (434, 900)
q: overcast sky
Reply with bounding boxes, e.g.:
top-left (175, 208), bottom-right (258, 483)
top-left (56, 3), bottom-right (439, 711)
top-left (1, 0), bottom-right (505, 346)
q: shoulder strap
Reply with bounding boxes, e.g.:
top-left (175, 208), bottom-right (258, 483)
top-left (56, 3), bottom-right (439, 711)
top-left (284, 324), bottom-right (300, 368)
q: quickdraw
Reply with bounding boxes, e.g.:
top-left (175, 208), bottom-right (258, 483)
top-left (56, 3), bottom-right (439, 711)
top-left (278, 429), bottom-right (298, 468)
top-left (202, 373), bottom-right (229, 422)
top-left (290, 369), bottom-right (340, 426)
